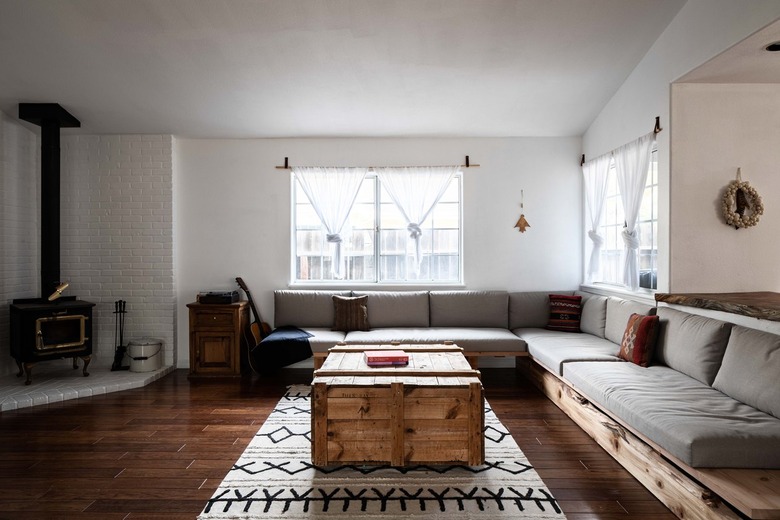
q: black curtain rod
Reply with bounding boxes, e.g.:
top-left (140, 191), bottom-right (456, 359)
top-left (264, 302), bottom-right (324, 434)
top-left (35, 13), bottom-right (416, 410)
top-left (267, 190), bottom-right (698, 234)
top-left (276, 155), bottom-right (480, 170)
top-left (581, 116), bottom-right (662, 166)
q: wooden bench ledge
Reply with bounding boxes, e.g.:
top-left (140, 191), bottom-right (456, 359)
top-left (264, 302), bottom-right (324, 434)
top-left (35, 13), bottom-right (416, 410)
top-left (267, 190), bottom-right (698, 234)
top-left (520, 358), bottom-right (780, 520)
top-left (695, 468), bottom-right (780, 520)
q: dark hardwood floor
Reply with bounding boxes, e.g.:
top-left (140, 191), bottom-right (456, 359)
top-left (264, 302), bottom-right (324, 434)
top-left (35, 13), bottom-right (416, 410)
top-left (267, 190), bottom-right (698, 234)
top-left (0, 368), bottom-right (676, 520)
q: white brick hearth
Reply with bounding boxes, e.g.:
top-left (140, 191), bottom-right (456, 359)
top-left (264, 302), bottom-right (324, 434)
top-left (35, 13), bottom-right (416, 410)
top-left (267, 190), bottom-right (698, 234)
top-left (0, 360), bottom-right (174, 412)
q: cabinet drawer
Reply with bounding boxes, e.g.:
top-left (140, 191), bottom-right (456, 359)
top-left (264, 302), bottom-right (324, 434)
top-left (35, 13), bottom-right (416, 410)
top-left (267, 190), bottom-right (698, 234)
top-left (192, 311), bottom-right (235, 329)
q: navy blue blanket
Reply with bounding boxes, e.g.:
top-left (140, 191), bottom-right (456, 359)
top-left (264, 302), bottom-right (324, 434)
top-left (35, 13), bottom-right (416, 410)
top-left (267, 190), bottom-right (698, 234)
top-left (249, 326), bottom-right (313, 373)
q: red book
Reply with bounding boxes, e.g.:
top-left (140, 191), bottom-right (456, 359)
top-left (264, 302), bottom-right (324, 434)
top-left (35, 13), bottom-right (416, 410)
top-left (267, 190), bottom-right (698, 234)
top-left (366, 360), bottom-right (409, 367)
top-left (364, 350), bottom-right (408, 363)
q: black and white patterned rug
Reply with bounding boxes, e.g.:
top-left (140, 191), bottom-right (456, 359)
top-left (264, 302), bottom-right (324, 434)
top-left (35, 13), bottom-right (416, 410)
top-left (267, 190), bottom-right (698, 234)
top-left (199, 385), bottom-right (565, 519)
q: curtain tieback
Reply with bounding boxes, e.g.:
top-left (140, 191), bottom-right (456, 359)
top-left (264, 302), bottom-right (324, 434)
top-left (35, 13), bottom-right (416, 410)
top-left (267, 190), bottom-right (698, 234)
top-left (407, 223), bottom-right (422, 239)
top-left (326, 233), bottom-right (342, 243)
top-left (588, 230), bottom-right (604, 248)
top-left (621, 229), bottom-right (640, 249)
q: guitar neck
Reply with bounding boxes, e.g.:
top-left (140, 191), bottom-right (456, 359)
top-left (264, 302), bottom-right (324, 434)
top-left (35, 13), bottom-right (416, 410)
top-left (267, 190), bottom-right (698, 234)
top-left (249, 300), bottom-right (263, 325)
top-left (236, 278), bottom-right (268, 328)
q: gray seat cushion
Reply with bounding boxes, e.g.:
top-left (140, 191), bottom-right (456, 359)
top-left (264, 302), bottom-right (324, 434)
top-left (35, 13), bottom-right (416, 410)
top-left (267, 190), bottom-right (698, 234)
top-left (429, 291), bottom-right (509, 328)
top-left (352, 291), bottom-right (429, 328)
top-left (514, 328), bottom-right (619, 375)
top-left (713, 325), bottom-right (780, 419)
top-left (604, 297), bottom-right (657, 344)
top-left (563, 361), bottom-right (780, 468)
top-left (274, 290), bottom-right (351, 328)
top-left (654, 307), bottom-right (732, 385)
top-left (344, 327), bottom-right (526, 353)
top-left (306, 329), bottom-right (347, 353)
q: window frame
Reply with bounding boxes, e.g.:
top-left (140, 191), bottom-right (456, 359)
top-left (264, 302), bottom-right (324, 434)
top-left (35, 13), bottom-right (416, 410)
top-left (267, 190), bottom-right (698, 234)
top-left (588, 147), bottom-right (658, 293)
top-left (290, 171), bottom-right (464, 286)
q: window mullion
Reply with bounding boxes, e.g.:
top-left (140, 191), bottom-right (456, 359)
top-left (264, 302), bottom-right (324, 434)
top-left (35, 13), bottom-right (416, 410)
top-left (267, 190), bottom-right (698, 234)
top-left (374, 175), bottom-right (381, 283)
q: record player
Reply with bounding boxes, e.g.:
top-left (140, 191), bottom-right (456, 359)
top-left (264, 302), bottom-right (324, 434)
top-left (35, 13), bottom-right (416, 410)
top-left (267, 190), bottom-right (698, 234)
top-left (197, 291), bottom-right (240, 304)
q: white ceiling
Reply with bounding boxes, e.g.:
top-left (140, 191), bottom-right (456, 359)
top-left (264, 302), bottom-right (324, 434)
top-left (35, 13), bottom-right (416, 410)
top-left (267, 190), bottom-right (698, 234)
top-left (0, 0), bottom-right (686, 138)
top-left (677, 18), bottom-right (780, 83)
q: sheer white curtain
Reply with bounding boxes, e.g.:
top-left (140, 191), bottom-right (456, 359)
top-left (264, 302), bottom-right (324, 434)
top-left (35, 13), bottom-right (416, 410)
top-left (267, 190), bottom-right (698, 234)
top-left (293, 166), bottom-right (368, 279)
top-left (582, 155), bottom-right (611, 282)
top-left (614, 132), bottom-right (655, 290)
top-left (374, 166), bottom-right (459, 276)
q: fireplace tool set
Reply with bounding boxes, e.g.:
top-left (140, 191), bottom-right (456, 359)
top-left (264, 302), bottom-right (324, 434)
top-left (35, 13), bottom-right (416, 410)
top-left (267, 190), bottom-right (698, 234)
top-left (111, 300), bottom-right (130, 371)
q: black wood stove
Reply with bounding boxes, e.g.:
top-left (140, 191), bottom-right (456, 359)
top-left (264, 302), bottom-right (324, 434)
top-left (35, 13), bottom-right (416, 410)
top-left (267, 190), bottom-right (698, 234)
top-left (9, 104), bottom-right (95, 385)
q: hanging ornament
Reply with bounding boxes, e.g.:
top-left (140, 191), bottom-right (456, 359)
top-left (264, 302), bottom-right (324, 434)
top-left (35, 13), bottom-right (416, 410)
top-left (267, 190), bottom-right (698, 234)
top-left (721, 168), bottom-right (763, 229)
top-left (514, 190), bottom-right (530, 233)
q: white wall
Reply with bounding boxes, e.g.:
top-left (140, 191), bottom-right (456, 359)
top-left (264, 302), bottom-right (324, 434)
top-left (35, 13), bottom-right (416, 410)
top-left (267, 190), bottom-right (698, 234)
top-left (174, 137), bottom-right (583, 365)
top-left (582, 0), bottom-right (780, 292)
top-left (0, 111), bottom-right (39, 376)
top-left (670, 83), bottom-right (780, 292)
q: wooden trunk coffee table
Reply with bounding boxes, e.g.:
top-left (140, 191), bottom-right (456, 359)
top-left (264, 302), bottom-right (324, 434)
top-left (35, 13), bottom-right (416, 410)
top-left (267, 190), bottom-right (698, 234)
top-left (311, 344), bottom-right (484, 467)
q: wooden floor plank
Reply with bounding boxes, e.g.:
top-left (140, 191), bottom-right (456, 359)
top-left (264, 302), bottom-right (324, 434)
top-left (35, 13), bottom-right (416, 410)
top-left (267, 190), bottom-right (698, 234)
top-left (0, 368), bottom-right (676, 519)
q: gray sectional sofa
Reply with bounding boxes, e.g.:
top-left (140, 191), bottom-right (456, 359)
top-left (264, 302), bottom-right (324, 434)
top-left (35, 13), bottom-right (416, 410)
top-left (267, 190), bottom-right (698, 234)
top-left (273, 288), bottom-right (780, 519)
top-left (274, 290), bottom-right (526, 358)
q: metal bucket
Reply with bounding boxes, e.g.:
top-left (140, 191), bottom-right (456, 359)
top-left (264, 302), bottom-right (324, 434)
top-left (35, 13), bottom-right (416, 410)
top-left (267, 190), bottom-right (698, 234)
top-left (127, 338), bottom-right (163, 373)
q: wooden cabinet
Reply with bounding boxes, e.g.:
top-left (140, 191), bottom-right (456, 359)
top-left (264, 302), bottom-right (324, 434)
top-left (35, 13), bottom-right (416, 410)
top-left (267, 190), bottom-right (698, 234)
top-left (187, 301), bottom-right (249, 379)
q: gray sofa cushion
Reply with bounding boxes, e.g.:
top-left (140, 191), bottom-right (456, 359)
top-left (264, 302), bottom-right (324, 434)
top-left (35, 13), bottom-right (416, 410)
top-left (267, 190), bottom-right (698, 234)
top-left (576, 292), bottom-right (607, 338)
top-left (654, 307), bottom-right (732, 385)
top-left (713, 325), bottom-right (780, 419)
top-left (430, 291), bottom-right (509, 328)
top-left (352, 291), bottom-right (429, 328)
top-left (509, 291), bottom-right (573, 329)
top-left (344, 327), bottom-right (526, 353)
top-left (563, 361), bottom-right (780, 468)
top-left (306, 329), bottom-right (347, 353)
top-left (514, 328), bottom-right (619, 375)
top-left (274, 290), bottom-right (351, 328)
top-left (604, 297), bottom-right (657, 345)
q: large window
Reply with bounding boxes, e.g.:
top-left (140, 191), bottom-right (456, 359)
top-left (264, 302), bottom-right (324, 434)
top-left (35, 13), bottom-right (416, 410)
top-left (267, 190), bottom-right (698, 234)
top-left (595, 148), bottom-right (658, 290)
top-left (293, 173), bottom-right (462, 283)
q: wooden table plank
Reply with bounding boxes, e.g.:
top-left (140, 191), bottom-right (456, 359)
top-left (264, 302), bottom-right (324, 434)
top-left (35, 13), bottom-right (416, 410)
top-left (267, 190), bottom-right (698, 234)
top-left (311, 382), bottom-right (328, 466)
top-left (390, 382), bottom-right (404, 466)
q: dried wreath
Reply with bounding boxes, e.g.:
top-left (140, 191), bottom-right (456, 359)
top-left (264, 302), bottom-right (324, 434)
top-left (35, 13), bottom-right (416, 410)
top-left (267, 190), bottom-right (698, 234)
top-left (721, 170), bottom-right (763, 229)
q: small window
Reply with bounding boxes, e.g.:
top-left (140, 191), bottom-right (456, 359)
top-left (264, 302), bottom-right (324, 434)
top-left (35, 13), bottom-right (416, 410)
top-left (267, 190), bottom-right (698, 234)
top-left (293, 173), bottom-right (462, 284)
top-left (594, 148), bottom-right (658, 290)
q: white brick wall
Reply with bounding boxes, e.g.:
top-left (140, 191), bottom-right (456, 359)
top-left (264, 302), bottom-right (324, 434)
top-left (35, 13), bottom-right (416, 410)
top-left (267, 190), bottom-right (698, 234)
top-left (0, 112), bottom-right (40, 376)
top-left (60, 135), bottom-right (175, 368)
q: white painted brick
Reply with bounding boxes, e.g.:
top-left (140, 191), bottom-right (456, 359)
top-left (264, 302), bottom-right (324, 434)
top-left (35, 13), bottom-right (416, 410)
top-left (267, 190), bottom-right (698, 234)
top-left (46, 133), bottom-right (176, 371)
top-left (0, 109), bottom-right (41, 375)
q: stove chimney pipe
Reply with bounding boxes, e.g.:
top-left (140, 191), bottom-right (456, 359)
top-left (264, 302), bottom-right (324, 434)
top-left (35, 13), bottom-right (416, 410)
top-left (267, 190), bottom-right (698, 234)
top-left (18, 103), bottom-right (80, 298)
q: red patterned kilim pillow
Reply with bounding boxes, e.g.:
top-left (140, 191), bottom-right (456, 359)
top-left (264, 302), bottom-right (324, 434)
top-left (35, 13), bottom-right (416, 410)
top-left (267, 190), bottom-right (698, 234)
top-left (619, 313), bottom-right (660, 367)
top-left (546, 294), bottom-right (582, 332)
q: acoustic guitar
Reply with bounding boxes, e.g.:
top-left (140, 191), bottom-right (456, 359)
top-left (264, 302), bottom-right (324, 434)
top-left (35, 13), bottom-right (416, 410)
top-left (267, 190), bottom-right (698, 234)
top-left (235, 277), bottom-right (272, 348)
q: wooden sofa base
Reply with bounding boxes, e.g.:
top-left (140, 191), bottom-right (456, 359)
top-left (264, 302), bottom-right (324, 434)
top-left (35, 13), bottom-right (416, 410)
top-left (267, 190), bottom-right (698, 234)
top-left (519, 358), bottom-right (780, 520)
top-left (313, 350), bottom-right (528, 370)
